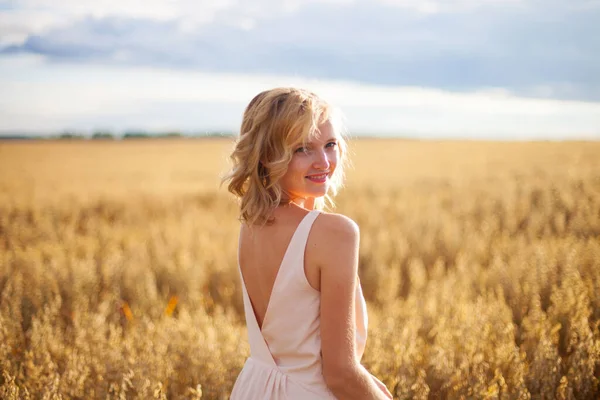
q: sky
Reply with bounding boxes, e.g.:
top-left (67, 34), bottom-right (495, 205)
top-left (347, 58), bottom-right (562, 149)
top-left (1, 0), bottom-right (599, 139)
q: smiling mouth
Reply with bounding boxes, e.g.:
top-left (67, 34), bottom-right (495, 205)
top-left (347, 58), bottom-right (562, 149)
top-left (306, 173), bottom-right (329, 182)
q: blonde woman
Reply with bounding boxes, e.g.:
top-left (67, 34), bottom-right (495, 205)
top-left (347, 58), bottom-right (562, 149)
top-left (223, 87), bottom-right (392, 399)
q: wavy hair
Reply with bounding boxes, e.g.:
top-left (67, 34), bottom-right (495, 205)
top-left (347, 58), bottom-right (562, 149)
top-left (222, 87), bottom-right (349, 226)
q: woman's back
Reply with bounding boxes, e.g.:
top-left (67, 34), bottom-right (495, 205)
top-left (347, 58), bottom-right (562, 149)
top-left (231, 208), bottom-right (368, 399)
top-left (238, 206), bottom-right (322, 329)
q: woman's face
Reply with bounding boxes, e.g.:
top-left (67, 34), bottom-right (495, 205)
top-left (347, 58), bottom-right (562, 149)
top-left (279, 120), bottom-right (340, 206)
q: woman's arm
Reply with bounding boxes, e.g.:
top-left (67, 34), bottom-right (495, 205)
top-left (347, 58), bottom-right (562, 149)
top-left (312, 213), bottom-right (392, 400)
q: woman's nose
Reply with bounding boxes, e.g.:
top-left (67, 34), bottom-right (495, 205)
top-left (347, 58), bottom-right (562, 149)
top-left (313, 150), bottom-right (331, 170)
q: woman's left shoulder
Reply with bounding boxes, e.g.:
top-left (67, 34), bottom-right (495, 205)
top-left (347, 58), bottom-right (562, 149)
top-left (313, 211), bottom-right (359, 238)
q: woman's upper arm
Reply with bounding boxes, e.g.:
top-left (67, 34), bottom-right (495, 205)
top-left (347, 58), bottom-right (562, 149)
top-left (313, 213), bottom-right (361, 381)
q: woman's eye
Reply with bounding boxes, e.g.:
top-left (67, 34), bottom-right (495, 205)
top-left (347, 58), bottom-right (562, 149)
top-left (326, 141), bottom-right (337, 148)
top-left (295, 147), bottom-right (307, 153)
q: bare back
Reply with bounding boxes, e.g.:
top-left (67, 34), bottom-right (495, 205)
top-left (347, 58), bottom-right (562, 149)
top-left (239, 206), bottom-right (321, 330)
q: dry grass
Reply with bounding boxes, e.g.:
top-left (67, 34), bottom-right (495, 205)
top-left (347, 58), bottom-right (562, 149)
top-left (1, 138), bottom-right (599, 399)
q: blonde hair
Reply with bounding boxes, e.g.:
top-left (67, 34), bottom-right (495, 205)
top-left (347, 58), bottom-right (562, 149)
top-left (222, 87), bottom-right (349, 226)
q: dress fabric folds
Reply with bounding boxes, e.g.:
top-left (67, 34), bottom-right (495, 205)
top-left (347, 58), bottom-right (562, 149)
top-left (230, 210), bottom-right (369, 399)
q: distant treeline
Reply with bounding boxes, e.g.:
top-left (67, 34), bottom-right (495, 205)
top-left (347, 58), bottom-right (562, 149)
top-left (0, 131), bottom-right (236, 140)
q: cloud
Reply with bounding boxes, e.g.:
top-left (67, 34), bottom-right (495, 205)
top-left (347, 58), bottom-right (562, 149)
top-left (1, 54), bottom-right (599, 139)
top-left (0, 0), bottom-right (236, 47)
top-left (1, 0), bottom-right (599, 102)
top-left (0, 0), bottom-right (352, 44)
top-left (377, 0), bottom-right (528, 14)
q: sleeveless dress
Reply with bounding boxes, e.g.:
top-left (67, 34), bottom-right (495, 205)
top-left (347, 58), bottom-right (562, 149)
top-left (230, 209), bottom-right (369, 399)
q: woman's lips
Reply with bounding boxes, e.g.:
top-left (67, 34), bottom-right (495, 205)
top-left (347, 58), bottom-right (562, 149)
top-left (306, 173), bottom-right (328, 183)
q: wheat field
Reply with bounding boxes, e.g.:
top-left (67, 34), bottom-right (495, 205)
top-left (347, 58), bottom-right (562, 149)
top-left (0, 138), bottom-right (599, 399)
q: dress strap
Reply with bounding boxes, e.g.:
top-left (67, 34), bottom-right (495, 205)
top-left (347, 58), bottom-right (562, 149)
top-left (277, 209), bottom-right (321, 275)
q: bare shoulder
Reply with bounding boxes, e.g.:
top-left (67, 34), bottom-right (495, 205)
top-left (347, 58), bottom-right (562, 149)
top-left (308, 212), bottom-right (360, 271)
top-left (312, 211), bottom-right (359, 240)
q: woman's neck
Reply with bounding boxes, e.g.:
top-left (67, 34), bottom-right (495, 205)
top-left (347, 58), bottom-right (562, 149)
top-left (279, 197), bottom-right (316, 210)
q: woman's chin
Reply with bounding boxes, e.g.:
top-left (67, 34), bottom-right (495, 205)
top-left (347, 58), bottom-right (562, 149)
top-left (308, 190), bottom-right (328, 199)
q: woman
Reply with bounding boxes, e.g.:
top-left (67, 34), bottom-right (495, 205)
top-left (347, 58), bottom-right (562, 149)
top-left (223, 87), bottom-right (392, 399)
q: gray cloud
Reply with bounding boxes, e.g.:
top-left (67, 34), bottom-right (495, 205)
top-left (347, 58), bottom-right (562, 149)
top-left (2, 1), bottom-right (599, 101)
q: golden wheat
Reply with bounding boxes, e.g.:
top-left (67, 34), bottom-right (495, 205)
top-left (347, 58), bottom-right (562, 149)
top-left (1, 139), bottom-right (599, 399)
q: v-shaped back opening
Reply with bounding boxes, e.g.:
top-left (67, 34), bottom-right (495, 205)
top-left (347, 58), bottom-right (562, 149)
top-left (238, 209), bottom-right (318, 332)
